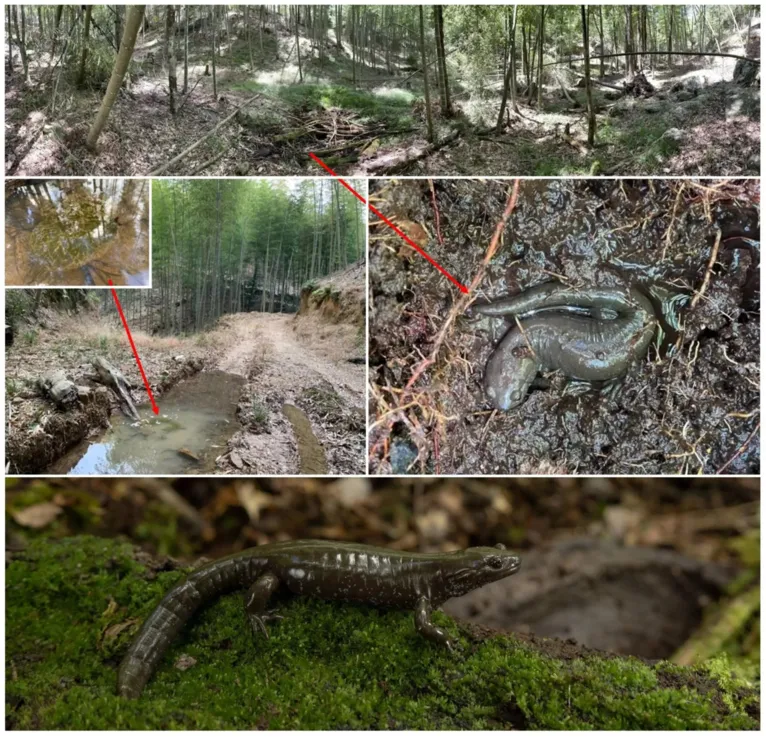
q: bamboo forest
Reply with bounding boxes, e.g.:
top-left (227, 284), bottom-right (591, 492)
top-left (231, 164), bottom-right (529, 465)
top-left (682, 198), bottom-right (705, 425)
top-left (5, 179), bottom-right (367, 477)
top-left (5, 4), bottom-right (760, 177)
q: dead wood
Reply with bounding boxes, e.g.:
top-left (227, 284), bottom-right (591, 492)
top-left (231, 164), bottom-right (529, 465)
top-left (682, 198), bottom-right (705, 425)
top-left (147, 93), bottom-right (261, 175)
top-left (92, 357), bottom-right (139, 420)
top-left (349, 128), bottom-right (461, 176)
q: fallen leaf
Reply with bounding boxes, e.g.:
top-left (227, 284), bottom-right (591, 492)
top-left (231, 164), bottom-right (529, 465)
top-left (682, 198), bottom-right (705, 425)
top-left (12, 502), bottom-right (62, 529)
top-left (174, 653), bottom-right (197, 671)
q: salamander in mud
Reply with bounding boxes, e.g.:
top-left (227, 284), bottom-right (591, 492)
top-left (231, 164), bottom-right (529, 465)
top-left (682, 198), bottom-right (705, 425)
top-left (473, 282), bottom-right (657, 411)
top-left (117, 540), bottom-right (521, 698)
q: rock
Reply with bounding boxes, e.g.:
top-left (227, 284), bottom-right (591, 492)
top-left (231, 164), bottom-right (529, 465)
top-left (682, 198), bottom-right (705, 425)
top-left (675, 90), bottom-right (696, 102)
top-left (76, 386), bottom-right (91, 399)
top-left (230, 451), bottom-right (244, 469)
top-left (173, 355), bottom-right (186, 363)
top-left (661, 128), bottom-right (684, 143)
top-left (39, 370), bottom-right (78, 409)
top-left (733, 58), bottom-right (759, 87)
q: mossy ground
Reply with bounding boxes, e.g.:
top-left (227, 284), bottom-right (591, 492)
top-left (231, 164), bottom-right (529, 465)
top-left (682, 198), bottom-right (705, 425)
top-left (6, 536), bottom-right (759, 729)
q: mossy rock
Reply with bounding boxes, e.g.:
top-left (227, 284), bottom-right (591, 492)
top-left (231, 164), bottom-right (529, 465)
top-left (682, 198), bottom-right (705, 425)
top-left (6, 536), bottom-right (760, 729)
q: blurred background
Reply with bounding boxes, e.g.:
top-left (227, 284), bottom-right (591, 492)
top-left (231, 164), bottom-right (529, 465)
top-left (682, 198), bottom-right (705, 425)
top-left (7, 476), bottom-right (759, 680)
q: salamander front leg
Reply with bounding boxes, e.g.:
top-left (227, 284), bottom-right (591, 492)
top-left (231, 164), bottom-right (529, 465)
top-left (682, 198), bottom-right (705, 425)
top-left (414, 595), bottom-right (453, 651)
top-left (244, 573), bottom-right (283, 639)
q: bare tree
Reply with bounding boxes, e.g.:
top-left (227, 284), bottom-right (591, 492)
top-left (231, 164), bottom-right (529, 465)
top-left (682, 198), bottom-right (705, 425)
top-left (581, 5), bottom-right (595, 147)
top-left (419, 6), bottom-right (434, 142)
top-left (165, 5), bottom-right (177, 114)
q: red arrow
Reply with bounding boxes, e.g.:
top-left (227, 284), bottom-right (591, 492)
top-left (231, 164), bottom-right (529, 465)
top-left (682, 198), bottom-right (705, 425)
top-left (309, 153), bottom-right (469, 293)
top-left (108, 280), bottom-right (159, 414)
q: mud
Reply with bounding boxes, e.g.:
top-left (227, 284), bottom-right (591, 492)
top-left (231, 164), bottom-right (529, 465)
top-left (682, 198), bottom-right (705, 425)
top-left (369, 178), bottom-right (760, 475)
top-left (444, 538), bottom-right (735, 659)
top-left (5, 179), bottom-right (150, 286)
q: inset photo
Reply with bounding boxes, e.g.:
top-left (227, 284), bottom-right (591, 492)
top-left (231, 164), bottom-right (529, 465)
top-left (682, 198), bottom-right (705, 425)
top-left (368, 178), bottom-right (760, 475)
top-left (6, 178), bottom-right (366, 476)
top-left (5, 178), bottom-right (150, 286)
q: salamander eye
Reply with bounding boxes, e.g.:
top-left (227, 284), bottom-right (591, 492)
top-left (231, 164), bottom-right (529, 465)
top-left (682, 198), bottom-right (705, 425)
top-left (486, 555), bottom-right (504, 569)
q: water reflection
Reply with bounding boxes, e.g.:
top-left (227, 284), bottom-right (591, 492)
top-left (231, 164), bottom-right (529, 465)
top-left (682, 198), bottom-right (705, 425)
top-left (5, 178), bottom-right (150, 286)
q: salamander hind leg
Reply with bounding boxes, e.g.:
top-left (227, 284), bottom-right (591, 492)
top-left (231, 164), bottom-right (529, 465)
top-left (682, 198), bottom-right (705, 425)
top-left (414, 596), bottom-right (454, 651)
top-left (244, 573), bottom-right (283, 640)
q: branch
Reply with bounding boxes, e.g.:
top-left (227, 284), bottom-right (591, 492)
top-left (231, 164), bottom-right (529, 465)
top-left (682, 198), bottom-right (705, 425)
top-left (544, 50), bottom-right (759, 67)
top-left (147, 94), bottom-right (261, 175)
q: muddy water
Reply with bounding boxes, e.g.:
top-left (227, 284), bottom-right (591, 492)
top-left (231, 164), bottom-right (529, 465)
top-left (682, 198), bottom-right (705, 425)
top-left (50, 371), bottom-right (244, 475)
top-left (5, 179), bottom-right (149, 286)
top-left (283, 403), bottom-right (328, 473)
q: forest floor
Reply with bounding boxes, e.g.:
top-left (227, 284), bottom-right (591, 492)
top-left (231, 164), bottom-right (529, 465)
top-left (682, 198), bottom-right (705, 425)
top-left (5, 266), bottom-right (365, 475)
top-left (5, 18), bottom-right (759, 177)
top-left (369, 178), bottom-right (760, 476)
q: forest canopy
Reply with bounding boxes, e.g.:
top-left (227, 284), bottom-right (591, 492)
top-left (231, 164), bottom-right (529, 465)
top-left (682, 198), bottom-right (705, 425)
top-left (5, 4), bottom-right (760, 176)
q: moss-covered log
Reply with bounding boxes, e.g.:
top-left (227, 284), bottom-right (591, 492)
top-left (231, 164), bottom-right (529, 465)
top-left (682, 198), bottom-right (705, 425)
top-left (6, 536), bottom-right (760, 729)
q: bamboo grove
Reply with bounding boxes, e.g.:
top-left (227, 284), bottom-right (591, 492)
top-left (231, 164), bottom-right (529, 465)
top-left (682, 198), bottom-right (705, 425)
top-left (109, 179), bottom-right (365, 335)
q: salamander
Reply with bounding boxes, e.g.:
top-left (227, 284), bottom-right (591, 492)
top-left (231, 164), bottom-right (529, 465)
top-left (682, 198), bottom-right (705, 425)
top-left (474, 282), bottom-right (657, 411)
top-left (117, 540), bottom-right (521, 698)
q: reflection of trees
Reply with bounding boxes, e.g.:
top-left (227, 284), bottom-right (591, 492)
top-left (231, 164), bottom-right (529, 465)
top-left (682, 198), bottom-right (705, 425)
top-left (6, 178), bottom-right (149, 285)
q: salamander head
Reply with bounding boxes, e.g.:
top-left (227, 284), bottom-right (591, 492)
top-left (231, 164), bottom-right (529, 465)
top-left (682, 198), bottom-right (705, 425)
top-left (443, 544), bottom-right (521, 598)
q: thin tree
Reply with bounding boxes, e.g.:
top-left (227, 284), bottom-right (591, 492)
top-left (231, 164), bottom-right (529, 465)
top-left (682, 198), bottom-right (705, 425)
top-left (581, 5), bottom-right (595, 147)
top-left (496, 5), bottom-right (519, 131)
top-left (86, 6), bottom-right (146, 150)
top-left (183, 5), bottom-right (189, 94)
top-left (12, 5), bottom-right (29, 84)
top-left (418, 6), bottom-right (434, 142)
top-left (166, 5), bottom-right (177, 114)
top-left (433, 5), bottom-right (452, 116)
top-left (536, 6), bottom-right (545, 108)
top-left (76, 4), bottom-right (92, 87)
top-left (211, 5), bottom-right (217, 99)
top-left (295, 5), bottom-right (303, 82)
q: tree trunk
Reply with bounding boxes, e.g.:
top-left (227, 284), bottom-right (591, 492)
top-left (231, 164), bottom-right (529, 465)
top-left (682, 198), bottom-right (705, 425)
top-left (246, 5), bottom-right (254, 71)
top-left (418, 6), bottom-right (434, 143)
top-left (667, 6), bottom-right (674, 67)
top-left (495, 4), bottom-right (518, 131)
top-left (166, 5), bottom-right (177, 114)
top-left (77, 5), bottom-right (92, 87)
top-left (597, 6), bottom-right (604, 78)
top-left (433, 5), bottom-right (452, 117)
top-left (581, 6), bottom-right (595, 148)
top-left (12, 5), bottom-right (29, 83)
top-left (211, 5), bottom-right (217, 98)
top-left (183, 5), bottom-right (189, 93)
top-left (295, 5), bottom-right (303, 82)
top-left (86, 5), bottom-right (146, 150)
top-left (536, 7), bottom-right (545, 109)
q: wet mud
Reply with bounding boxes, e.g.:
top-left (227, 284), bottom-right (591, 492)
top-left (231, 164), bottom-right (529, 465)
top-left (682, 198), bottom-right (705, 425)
top-left (283, 403), bottom-right (329, 474)
top-left (5, 178), bottom-right (149, 286)
top-left (369, 179), bottom-right (760, 475)
top-left (49, 371), bottom-right (243, 475)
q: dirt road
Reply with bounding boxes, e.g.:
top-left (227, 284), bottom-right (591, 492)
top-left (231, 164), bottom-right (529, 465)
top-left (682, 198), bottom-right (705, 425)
top-left (213, 312), bottom-right (366, 475)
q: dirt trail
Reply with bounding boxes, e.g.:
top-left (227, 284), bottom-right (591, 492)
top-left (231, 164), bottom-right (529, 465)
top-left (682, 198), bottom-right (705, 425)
top-left (213, 312), bottom-right (365, 475)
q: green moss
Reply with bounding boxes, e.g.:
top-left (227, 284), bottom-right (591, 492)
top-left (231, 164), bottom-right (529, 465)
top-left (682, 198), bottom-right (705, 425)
top-left (6, 536), bottom-right (760, 730)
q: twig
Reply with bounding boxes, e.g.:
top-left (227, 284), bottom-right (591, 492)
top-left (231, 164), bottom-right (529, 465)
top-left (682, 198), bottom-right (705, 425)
top-left (189, 149), bottom-right (226, 175)
top-left (690, 228), bottom-right (722, 309)
top-left (716, 421), bottom-right (760, 474)
top-left (428, 179), bottom-right (443, 245)
top-left (176, 76), bottom-right (204, 114)
top-left (148, 94), bottom-right (261, 175)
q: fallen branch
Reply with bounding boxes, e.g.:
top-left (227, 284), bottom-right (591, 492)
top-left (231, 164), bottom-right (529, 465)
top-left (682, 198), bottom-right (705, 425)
top-left (544, 50), bottom-right (759, 67)
top-left (147, 94), bottom-right (261, 175)
top-left (349, 128), bottom-right (461, 176)
top-left (690, 227), bottom-right (722, 309)
top-left (188, 149), bottom-right (226, 175)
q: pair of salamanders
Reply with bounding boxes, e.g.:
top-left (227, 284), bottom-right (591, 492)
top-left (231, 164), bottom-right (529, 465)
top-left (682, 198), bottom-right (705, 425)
top-left (474, 282), bottom-right (658, 410)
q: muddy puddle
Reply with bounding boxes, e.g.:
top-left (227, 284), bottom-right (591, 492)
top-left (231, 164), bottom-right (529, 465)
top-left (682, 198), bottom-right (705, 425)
top-left (5, 178), bottom-right (149, 286)
top-left (369, 178), bottom-right (760, 475)
top-left (49, 371), bottom-right (244, 475)
top-left (283, 403), bottom-right (328, 474)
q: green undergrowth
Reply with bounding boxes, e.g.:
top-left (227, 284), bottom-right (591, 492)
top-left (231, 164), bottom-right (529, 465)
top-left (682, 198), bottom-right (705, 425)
top-left (6, 536), bottom-right (760, 729)
top-left (235, 80), bottom-right (416, 128)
